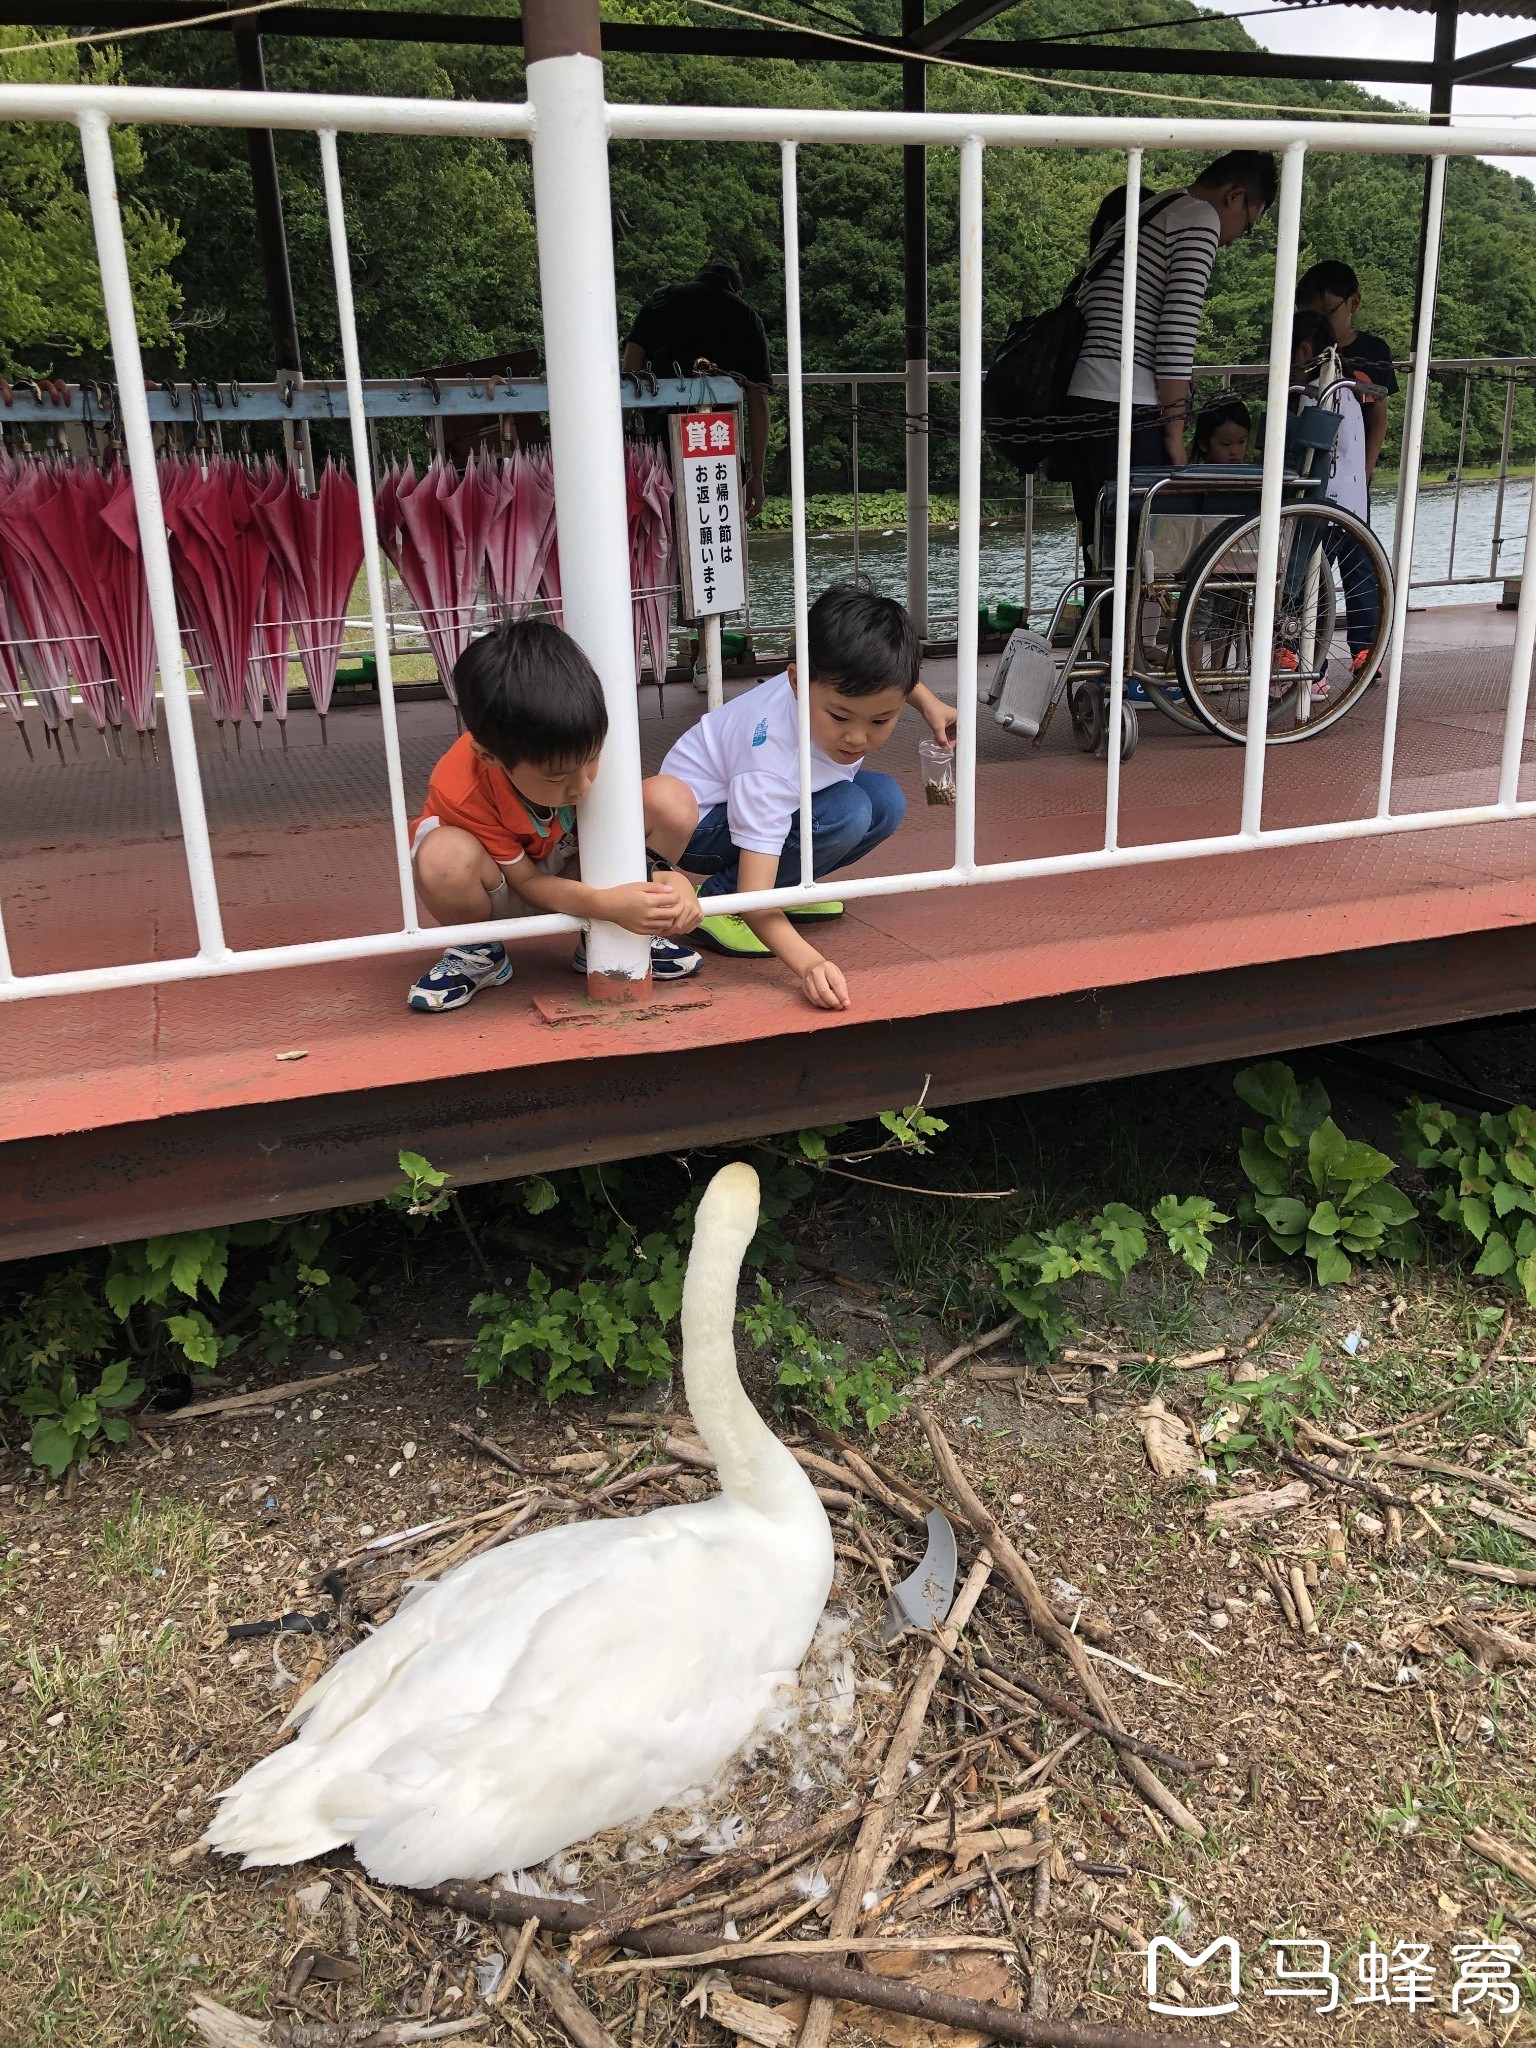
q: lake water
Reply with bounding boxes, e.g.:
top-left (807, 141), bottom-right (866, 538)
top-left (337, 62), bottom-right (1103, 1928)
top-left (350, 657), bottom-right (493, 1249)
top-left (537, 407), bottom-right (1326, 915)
top-left (736, 476), bottom-right (1531, 635)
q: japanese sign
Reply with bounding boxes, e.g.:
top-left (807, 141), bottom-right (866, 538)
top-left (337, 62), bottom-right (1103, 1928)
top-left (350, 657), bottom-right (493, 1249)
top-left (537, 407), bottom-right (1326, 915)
top-left (669, 409), bottom-right (747, 620)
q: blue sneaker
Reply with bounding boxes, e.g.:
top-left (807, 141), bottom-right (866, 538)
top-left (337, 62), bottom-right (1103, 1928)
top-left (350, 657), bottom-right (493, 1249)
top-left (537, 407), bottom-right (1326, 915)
top-left (570, 934), bottom-right (703, 981)
top-left (407, 941), bottom-right (513, 1013)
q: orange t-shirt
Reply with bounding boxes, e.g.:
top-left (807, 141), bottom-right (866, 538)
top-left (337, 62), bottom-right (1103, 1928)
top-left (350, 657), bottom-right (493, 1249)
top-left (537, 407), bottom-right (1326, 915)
top-left (416, 734), bottom-right (576, 867)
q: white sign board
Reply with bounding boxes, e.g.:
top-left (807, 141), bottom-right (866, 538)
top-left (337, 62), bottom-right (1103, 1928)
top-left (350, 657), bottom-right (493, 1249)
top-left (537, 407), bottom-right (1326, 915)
top-left (669, 409), bottom-right (747, 620)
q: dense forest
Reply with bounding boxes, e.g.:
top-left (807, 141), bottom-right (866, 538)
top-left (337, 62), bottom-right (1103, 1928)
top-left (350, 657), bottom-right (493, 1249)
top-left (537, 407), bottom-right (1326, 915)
top-left (5, 0), bottom-right (1536, 490)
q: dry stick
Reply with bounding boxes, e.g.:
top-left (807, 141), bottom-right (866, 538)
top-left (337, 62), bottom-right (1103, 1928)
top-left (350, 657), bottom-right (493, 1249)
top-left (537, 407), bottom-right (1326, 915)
top-left (158, 1360), bottom-right (378, 1424)
top-left (799, 1415), bottom-right (944, 1516)
top-left (918, 1407), bottom-right (1204, 1839)
top-left (520, 1940), bottom-right (623, 2048)
top-left (447, 1422), bottom-right (526, 1477)
top-left (973, 1657), bottom-right (1208, 1778)
top-left (894, 1841), bottom-right (1050, 1919)
top-left (1028, 1818), bottom-right (1054, 2021)
top-left (427, 1884), bottom-right (1205, 2048)
top-left (797, 1552), bottom-right (996, 2048)
top-left (1276, 1446), bottom-right (1414, 1512)
top-left (1467, 1497), bottom-right (1536, 1543)
top-left (594, 1461), bottom-right (682, 1500)
top-left (447, 1191), bottom-right (499, 1289)
top-left (1371, 1453), bottom-right (1536, 1511)
top-left (1448, 1559), bottom-right (1536, 1589)
top-left (926, 1315), bottom-right (1024, 1387)
top-left (489, 1915), bottom-right (540, 2007)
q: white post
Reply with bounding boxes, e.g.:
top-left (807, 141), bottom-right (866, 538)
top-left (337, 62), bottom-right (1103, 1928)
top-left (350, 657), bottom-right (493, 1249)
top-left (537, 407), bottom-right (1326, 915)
top-left (1239, 141), bottom-right (1308, 841)
top-left (1497, 448), bottom-right (1536, 807)
top-left (906, 356), bottom-right (929, 640)
top-left (78, 110), bottom-right (228, 963)
top-left (318, 129), bottom-right (418, 931)
top-left (1102, 149), bottom-right (1143, 852)
top-left (782, 141), bottom-right (815, 891)
top-left (1377, 152), bottom-right (1446, 817)
top-left (702, 610), bottom-right (724, 711)
top-left (525, 1), bottom-right (651, 993)
top-left (953, 138), bottom-right (983, 875)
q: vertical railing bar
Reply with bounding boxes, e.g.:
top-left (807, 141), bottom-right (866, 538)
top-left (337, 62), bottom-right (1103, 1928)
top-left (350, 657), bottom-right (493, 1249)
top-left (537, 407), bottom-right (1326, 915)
top-left (1023, 471), bottom-right (1034, 623)
top-left (1496, 445), bottom-right (1536, 807)
top-left (850, 379), bottom-right (861, 582)
top-left (954, 136), bottom-right (984, 874)
top-left (1491, 369), bottom-right (1516, 579)
top-left (317, 128), bottom-right (417, 932)
top-left (1445, 371), bottom-right (1470, 581)
top-left (782, 141), bottom-right (814, 892)
top-left (1102, 148), bottom-right (1143, 853)
top-left (77, 108), bottom-right (228, 962)
top-left (1377, 152), bottom-right (1446, 819)
top-left (1239, 141), bottom-right (1308, 841)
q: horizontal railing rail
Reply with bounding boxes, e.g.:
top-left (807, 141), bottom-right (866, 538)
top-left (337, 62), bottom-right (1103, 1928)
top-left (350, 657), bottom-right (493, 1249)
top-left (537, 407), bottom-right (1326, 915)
top-left (0, 83), bottom-right (1534, 1007)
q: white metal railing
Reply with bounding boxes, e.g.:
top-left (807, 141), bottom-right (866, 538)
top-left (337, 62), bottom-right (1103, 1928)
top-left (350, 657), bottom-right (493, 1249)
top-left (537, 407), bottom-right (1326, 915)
top-left (2, 79), bottom-right (1536, 1005)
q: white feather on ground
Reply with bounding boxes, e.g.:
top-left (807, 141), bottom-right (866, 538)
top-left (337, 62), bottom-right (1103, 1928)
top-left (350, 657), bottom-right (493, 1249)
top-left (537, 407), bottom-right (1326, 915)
top-left (203, 1163), bottom-right (835, 1886)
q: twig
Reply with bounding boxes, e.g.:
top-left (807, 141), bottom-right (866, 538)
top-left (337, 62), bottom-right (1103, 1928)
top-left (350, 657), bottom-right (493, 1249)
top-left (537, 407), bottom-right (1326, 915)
top-left (927, 1316), bottom-right (1023, 1386)
top-left (1367, 1451), bottom-right (1536, 1512)
top-left (918, 1406), bottom-right (1204, 1839)
top-left (1277, 1446), bottom-right (1413, 1511)
top-left (604, 1934), bottom-right (1016, 1972)
top-left (800, 1418), bottom-right (944, 1515)
top-left (1288, 1565), bottom-right (1318, 1637)
top-left (973, 1657), bottom-right (1208, 1777)
top-left (1239, 1299), bottom-right (1286, 1352)
top-left (593, 1461), bottom-right (682, 1500)
top-left (157, 1360), bottom-right (378, 1424)
top-left (1467, 1497), bottom-right (1536, 1543)
top-left (428, 1884), bottom-right (1201, 2048)
top-left (521, 1940), bottom-right (622, 2048)
top-left (1447, 1559), bottom-right (1536, 1588)
top-left (328, 1494), bottom-right (533, 1574)
top-left (894, 1844), bottom-right (1051, 1920)
top-left (797, 1553), bottom-right (995, 2048)
top-left (488, 1915), bottom-right (539, 2007)
top-left (447, 1191), bottom-right (499, 1289)
top-left (1466, 1825), bottom-right (1536, 1891)
top-left (448, 1422), bottom-right (525, 1476)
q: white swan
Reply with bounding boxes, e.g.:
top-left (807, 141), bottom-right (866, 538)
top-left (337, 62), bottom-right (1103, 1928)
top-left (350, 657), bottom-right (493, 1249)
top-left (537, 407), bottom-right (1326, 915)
top-left (203, 1162), bottom-right (834, 1886)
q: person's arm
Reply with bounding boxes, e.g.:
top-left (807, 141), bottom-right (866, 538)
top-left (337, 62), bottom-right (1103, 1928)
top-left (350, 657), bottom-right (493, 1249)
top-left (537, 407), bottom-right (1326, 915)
top-left (908, 681), bottom-right (956, 744)
top-left (1155, 219), bottom-right (1219, 469)
top-left (735, 846), bottom-right (849, 1011)
top-left (744, 385), bottom-right (770, 521)
top-left (503, 856), bottom-right (699, 936)
top-left (621, 341), bottom-right (647, 376)
top-left (1363, 393), bottom-right (1391, 479)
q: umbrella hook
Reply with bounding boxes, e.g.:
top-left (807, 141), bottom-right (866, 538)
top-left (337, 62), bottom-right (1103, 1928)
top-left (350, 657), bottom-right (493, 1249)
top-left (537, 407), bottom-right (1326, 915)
top-left (0, 379), bottom-right (12, 409)
top-left (81, 381), bottom-right (100, 458)
top-left (419, 375), bottom-right (441, 407)
top-left (281, 378), bottom-right (296, 410)
top-left (205, 379), bottom-right (224, 411)
top-left (229, 378), bottom-right (244, 410)
top-left (160, 378), bottom-right (181, 410)
top-left (323, 382), bottom-right (337, 419)
top-left (189, 381), bottom-right (206, 453)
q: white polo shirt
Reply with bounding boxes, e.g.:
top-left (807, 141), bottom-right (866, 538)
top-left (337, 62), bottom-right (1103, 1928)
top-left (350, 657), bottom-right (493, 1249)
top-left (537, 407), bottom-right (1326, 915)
top-left (661, 671), bottom-right (861, 858)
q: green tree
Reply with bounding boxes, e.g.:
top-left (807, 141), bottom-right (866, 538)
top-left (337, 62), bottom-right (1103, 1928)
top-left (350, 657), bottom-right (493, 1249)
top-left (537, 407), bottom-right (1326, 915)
top-left (0, 27), bottom-right (182, 377)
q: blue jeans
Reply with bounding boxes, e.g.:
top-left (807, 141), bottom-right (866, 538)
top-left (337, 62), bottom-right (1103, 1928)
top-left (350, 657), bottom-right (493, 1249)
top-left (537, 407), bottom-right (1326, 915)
top-left (1282, 520), bottom-right (1378, 660)
top-left (684, 769), bottom-right (906, 897)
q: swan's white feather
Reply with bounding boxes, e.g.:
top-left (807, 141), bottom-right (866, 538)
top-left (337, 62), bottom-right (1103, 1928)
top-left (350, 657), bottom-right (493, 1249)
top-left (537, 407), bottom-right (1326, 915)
top-left (204, 1163), bottom-right (835, 1886)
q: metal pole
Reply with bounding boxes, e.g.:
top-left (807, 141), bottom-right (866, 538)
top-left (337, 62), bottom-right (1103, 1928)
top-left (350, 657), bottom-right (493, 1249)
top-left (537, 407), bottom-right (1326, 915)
top-left (1491, 370), bottom-right (1517, 578)
top-left (1410, 0), bottom-right (1456, 361)
top-left (1445, 371), bottom-right (1470, 580)
top-left (1239, 141), bottom-right (1308, 840)
top-left (903, 0), bottom-right (929, 640)
top-left (782, 142), bottom-right (814, 890)
top-left (701, 611), bottom-right (724, 711)
top-left (525, 0), bottom-right (651, 992)
top-left (78, 110), bottom-right (227, 963)
top-left (1497, 449), bottom-right (1536, 806)
top-left (1102, 152), bottom-right (1142, 851)
top-left (1023, 471), bottom-right (1034, 622)
top-left (318, 129), bottom-right (417, 932)
top-left (850, 379), bottom-right (861, 583)
top-left (234, 31), bottom-right (303, 375)
top-left (954, 137), bottom-right (983, 875)
top-left (1378, 153), bottom-right (1447, 817)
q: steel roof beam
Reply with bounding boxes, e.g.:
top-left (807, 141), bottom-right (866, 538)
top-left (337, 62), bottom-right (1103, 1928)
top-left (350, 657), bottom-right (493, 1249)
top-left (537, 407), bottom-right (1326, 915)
top-left (911, 0), bottom-right (1016, 53)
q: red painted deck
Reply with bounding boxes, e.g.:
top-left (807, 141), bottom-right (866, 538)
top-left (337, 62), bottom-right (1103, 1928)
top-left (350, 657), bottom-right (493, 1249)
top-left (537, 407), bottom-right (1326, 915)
top-left (3, 605), bottom-right (1535, 1252)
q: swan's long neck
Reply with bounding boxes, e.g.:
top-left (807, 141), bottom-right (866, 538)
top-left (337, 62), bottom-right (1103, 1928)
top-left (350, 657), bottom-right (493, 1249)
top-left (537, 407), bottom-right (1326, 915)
top-left (681, 1166), bottom-right (814, 1519)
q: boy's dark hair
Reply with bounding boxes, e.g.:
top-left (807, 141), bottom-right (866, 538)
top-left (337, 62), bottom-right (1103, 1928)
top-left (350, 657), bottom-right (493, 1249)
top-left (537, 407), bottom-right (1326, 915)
top-left (1192, 150), bottom-right (1279, 211)
top-left (807, 584), bottom-right (921, 696)
top-left (1192, 397), bottom-right (1252, 452)
top-left (1297, 260), bottom-right (1360, 304)
top-left (697, 255), bottom-right (744, 294)
top-left (1291, 309), bottom-right (1337, 363)
top-left (452, 618), bottom-right (609, 771)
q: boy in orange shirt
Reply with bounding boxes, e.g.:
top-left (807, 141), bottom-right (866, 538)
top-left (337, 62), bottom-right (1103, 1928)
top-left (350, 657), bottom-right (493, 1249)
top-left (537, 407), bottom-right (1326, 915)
top-left (409, 618), bottom-right (701, 1012)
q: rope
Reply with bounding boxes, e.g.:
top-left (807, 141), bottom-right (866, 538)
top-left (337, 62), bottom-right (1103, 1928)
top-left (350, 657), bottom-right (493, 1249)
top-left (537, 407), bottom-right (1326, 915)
top-left (685, 0), bottom-right (1509, 121)
top-left (0, 2), bottom-right (305, 61)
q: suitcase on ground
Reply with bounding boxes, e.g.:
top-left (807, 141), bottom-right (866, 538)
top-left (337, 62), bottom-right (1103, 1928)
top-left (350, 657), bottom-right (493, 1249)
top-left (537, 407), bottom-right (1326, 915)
top-left (989, 627), bottom-right (1058, 737)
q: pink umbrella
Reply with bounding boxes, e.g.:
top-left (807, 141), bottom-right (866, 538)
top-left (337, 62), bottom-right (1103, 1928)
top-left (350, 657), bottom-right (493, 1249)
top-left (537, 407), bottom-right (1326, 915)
top-left (485, 449), bottom-right (559, 626)
top-left (254, 460), bottom-right (363, 744)
top-left (636, 443), bottom-right (677, 695)
top-left (164, 456), bottom-right (273, 748)
top-left (525, 448), bottom-right (562, 623)
top-left (251, 569), bottom-right (291, 745)
top-left (0, 581), bottom-right (32, 760)
top-left (29, 464), bottom-right (159, 750)
top-left (375, 458), bottom-right (492, 702)
top-left (0, 462), bottom-right (97, 759)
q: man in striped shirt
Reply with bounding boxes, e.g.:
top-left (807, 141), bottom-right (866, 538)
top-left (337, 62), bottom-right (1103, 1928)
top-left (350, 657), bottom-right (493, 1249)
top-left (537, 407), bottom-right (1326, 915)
top-left (1065, 151), bottom-right (1278, 563)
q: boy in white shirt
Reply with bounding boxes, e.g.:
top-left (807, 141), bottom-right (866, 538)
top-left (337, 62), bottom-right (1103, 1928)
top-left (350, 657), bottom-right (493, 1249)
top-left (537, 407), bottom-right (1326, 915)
top-left (646, 585), bottom-right (954, 1011)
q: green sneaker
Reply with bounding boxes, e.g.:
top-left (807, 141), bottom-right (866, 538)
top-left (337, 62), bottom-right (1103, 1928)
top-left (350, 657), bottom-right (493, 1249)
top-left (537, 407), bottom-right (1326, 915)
top-left (694, 911), bottom-right (772, 957)
top-left (784, 901), bottom-right (844, 922)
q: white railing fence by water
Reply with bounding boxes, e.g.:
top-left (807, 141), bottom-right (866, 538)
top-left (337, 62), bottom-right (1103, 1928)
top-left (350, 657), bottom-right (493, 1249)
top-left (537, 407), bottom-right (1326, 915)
top-left (0, 78), bottom-right (1534, 1005)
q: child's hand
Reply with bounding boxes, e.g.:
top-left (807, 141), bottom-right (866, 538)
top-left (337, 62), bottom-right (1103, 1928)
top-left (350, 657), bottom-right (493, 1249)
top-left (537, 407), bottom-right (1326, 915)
top-left (606, 881), bottom-right (692, 936)
top-left (801, 958), bottom-right (850, 1011)
top-left (656, 873), bottom-right (702, 936)
top-left (923, 699), bottom-right (957, 747)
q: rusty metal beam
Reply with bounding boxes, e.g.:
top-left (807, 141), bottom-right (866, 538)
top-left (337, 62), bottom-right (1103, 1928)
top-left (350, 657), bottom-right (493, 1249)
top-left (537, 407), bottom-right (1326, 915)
top-left (3, 924), bottom-right (1532, 1260)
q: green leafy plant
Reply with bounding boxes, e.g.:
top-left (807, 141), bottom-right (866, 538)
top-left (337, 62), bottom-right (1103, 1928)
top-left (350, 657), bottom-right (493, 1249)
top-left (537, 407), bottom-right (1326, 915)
top-left (1150, 1194), bottom-right (1228, 1277)
top-left (1200, 1342), bottom-right (1340, 1463)
top-left (1400, 1099), bottom-right (1536, 1303)
top-left (102, 1227), bottom-right (234, 1373)
top-left (388, 1150), bottom-right (452, 1228)
top-left (743, 1276), bottom-right (914, 1432)
top-left (15, 1358), bottom-right (144, 1477)
top-left (1234, 1062), bottom-right (1420, 1284)
top-left (467, 1228), bottom-right (685, 1402)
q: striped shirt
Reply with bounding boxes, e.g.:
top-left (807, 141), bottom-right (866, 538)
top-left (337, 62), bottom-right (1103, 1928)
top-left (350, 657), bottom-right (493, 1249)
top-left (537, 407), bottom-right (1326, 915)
top-left (1068, 192), bottom-right (1220, 408)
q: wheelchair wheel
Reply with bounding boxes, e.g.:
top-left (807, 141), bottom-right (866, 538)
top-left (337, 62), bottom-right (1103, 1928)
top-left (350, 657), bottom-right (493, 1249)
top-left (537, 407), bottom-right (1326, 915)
top-left (1069, 680), bottom-right (1102, 754)
top-left (1172, 502), bottom-right (1392, 744)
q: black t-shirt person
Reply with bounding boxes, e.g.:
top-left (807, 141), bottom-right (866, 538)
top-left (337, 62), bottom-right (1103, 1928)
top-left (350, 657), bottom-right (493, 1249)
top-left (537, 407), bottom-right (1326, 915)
top-left (622, 259), bottom-right (772, 518)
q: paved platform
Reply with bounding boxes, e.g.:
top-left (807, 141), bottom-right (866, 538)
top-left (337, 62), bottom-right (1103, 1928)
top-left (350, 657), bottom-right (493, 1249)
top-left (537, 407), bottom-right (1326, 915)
top-left (3, 605), bottom-right (1534, 1253)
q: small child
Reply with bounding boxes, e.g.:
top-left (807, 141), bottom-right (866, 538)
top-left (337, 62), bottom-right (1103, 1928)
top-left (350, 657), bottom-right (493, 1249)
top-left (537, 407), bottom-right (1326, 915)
top-left (1282, 309), bottom-right (1377, 697)
top-left (646, 585), bottom-right (954, 1013)
top-left (1190, 397), bottom-right (1251, 464)
top-left (408, 618), bottom-right (701, 1013)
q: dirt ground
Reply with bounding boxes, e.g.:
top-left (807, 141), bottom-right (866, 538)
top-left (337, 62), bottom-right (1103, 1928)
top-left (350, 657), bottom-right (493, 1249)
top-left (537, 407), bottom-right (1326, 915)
top-left (4, 1038), bottom-right (1536, 2048)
